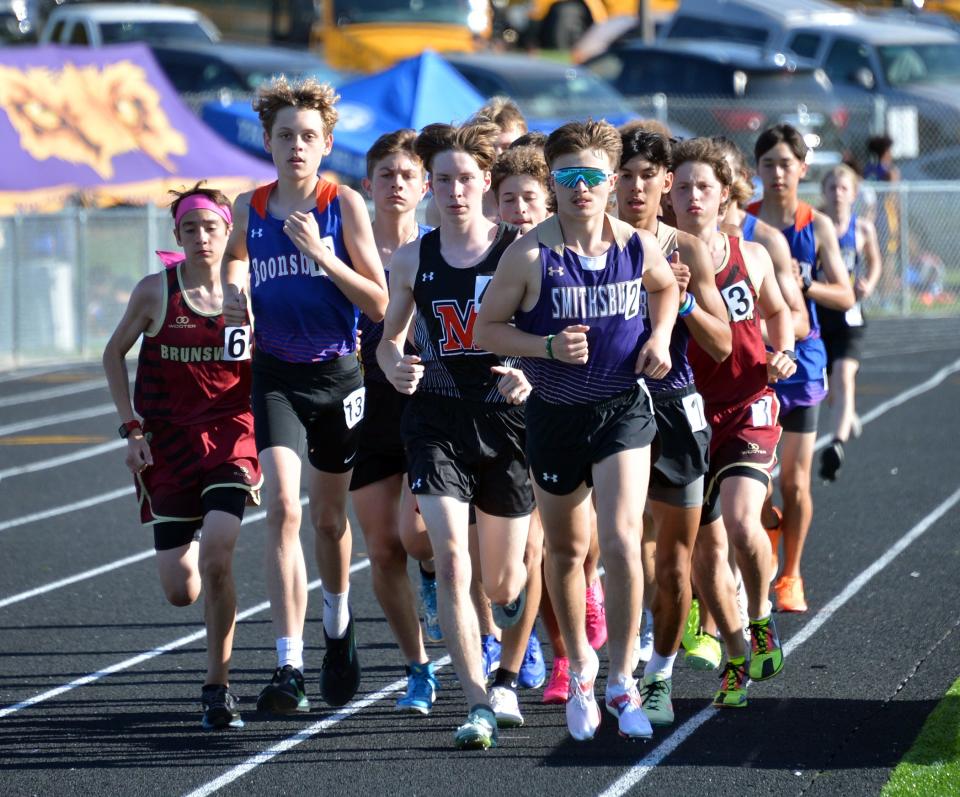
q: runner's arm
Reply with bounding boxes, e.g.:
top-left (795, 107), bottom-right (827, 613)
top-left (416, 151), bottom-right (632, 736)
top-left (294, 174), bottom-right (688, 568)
top-left (637, 232), bottom-right (679, 379)
top-left (677, 231), bottom-right (731, 362)
top-left (376, 241), bottom-right (422, 394)
top-left (810, 210), bottom-right (856, 311)
top-left (755, 220), bottom-right (809, 341)
top-left (102, 274), bottom-right (162, 470)
top-left (749, 242), bottom-right (795, 381)
top-left (857, 217), bottom-right (883, 299)
top-left (221, 192), bottom-right (252, 326)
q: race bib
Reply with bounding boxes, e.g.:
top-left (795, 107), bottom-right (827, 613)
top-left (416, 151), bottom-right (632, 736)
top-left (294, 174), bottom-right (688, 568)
top-left (751, 394), bottom-right (774, 427)
top-left (223, 326), bottom-right (251, 361)
top-left (681, 392), bottom-right (708, 432)
top-left (342, 386), bottom-right (366, 430)
top-left (845, 302), bottom-right (864, 327)
top-left (721, 280), bottom-right (755, 322)
top-left (474, 275), bottom-right (493, 309)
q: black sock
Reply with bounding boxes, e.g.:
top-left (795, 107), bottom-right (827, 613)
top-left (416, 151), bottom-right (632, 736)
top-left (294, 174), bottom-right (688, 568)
top-left (419, 563), bottom-right (435, 581)
top-left (493, 668), bottom-right (518, 689)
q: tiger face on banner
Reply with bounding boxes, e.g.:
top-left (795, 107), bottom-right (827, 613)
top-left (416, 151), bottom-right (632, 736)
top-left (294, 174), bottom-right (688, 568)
top-left (0, 60), bottom-right (187, 178)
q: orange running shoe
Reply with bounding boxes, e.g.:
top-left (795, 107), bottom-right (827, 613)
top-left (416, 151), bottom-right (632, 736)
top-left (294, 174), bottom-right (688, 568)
top-left (764, 506), bottom-right (783, 583)
top-left (774, 575), bottom-right (808, 613)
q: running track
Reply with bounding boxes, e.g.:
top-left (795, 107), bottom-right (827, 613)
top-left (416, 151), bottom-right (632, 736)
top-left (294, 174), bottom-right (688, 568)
top-left (1, 317), bottom-right (958, 797)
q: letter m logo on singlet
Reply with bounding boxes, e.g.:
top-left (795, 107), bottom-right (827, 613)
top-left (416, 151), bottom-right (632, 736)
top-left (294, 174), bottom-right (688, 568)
top-left (432, 300), bottom-right (481, 355)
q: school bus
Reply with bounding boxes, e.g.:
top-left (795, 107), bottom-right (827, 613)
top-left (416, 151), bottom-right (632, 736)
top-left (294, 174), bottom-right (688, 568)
top-left (183, 1), bottom-right (490, 73)
top-left (520, 0), bottom-right (678, 49)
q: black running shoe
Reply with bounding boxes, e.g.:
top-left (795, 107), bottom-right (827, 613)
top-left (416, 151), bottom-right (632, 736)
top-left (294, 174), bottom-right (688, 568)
top-left (319, 614), bottom-right (361, 707)
top-left (819, 440), bottom-right (844, 481)
top-left (256, 665), bottom-right (310, 715)
top-left (201, 684), bottom-right (244, 730)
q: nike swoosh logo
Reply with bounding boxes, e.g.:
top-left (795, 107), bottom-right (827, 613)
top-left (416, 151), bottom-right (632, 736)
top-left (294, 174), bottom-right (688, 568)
top-left (343, 452), bottom-right (356, 465)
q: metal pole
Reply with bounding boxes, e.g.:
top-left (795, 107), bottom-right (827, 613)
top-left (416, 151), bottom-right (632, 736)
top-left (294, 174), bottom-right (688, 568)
top-left (638, 0), bottom-right (654, 44)
top-left (11, 215), bottom-right (21, 367)
top-left (898, 184), bottom-right (910, 317)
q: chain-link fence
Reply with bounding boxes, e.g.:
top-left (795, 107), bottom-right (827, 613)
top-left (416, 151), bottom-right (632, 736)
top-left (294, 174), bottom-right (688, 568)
top-left (630, 93), bottom-right (960, 177)
top-left (1, 181), bottom-right (957, 368)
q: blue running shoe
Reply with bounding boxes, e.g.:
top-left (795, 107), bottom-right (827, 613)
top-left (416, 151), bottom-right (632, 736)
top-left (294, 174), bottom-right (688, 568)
top-left (396, 661), bottom-right (439, 715)
top-left (517, 631), bottom-right (546, 689)
top-left (419, 570), bottom-right (443, 643)
top-left (480, 634), bottom-right (501, 682)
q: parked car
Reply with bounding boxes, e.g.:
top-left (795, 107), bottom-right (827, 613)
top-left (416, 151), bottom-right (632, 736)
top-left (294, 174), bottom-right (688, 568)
top-left (659, 0), bottom-right (960, 156)
top-left (150, 41), bottom-right (347, 109)
top-left (40, 3), bottom-right (219, 47)
top-left (585, 40), bottom-right (849, 170)
top-left (899, 144), bottom-right (960, 180)
top-left (442, 51), bottom-right (639, 132)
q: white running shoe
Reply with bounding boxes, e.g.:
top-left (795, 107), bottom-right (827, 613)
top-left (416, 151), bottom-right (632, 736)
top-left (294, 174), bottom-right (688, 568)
top-left (489, 685), bottom-right (524, 728)
top-left (605, 675), bottom-right (653, 739)
top-left (566, 652), bottom-right (601, 741)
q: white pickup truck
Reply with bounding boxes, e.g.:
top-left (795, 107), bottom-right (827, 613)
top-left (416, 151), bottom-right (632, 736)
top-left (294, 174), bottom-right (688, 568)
top-left (39, 3), bottom-right (219, 47)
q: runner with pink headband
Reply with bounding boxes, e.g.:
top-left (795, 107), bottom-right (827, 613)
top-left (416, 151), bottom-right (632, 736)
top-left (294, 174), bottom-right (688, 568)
top-left (174, 194), bottom-right (233, 228)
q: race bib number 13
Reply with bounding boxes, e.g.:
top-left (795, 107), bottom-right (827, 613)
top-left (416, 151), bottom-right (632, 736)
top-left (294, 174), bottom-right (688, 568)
top-left (342, 386), bottom-right (366, 430)
top-left (223, 326), bottom-right (251, 361)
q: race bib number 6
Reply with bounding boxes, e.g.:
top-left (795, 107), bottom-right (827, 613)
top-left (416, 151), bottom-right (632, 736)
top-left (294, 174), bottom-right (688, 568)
top-left (342, 386), bottom-right (366, 430)
top-left (223, 326), bottom-right (251, 361)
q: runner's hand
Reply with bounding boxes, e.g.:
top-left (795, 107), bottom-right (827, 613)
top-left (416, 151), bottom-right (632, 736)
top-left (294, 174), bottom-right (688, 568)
top-left (552, 324), bottom-right (590, 364)
top-left (124, 434), bottom-right (153, 475)
top-left (285, 211), bottom-right (322, 260)
top-left (670, 252), bottom-right (690, 297)
top-left (389, 354), bottom-right (424, 395)
top-left (635, 332), bottom-right (671, 380)
top-left (766, 350), bottom-right (797, 382)
top-left (491, 365), bottom-right (531, 405)
top-left (223, 287), bottom-right (248, 326)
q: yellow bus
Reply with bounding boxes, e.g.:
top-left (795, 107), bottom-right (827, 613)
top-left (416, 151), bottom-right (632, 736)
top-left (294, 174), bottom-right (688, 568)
top-left (183, 1), bottom-right (490, 73)
top-left (520, 0), bottom-right (678, 49)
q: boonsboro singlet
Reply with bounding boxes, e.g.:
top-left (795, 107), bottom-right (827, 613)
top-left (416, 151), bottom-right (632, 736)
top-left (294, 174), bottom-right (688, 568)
top-left (246, 179), bottom-right (359, 363)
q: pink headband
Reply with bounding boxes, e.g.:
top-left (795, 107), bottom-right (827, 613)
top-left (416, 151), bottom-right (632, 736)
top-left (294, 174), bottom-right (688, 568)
top-left (175, 194), bottom-right (233, 228)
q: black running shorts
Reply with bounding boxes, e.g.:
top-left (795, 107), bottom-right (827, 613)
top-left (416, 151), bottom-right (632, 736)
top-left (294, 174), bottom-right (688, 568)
top-left (401, 394), bottom-right (534, 519)
top-left (526, 384), bottom-right (657, 496)
top-left (252, 351), bottom-right (364, 473)
top-left (349, 380), bottom-right (408, 491)
top-left (823, 326), bottom-right (865, 372)
top-left (649, 384), bottom-right (711, 490)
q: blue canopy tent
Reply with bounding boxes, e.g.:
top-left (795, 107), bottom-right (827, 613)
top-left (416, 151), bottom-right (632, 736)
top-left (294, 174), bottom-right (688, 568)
top-left (202, 50), bottom-right (487, 182)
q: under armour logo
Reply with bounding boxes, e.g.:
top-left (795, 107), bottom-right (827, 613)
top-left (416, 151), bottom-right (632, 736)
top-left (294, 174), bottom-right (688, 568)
top-left (542, 473), bottom-right (559, 483)
top-left (250, 228), bottom-right (263, 238)
top-left (547, 266), bottom-right (564, 277)
top-left (412, 478), bottom-right (423, 489)
top-left (422, 272), bottom-right (435, 282)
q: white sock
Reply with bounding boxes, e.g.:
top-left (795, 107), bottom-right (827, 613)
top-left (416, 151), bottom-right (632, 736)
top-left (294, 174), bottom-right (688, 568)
top-left (644, 652), bottom-right (677, 680)
top-left (322, 587), bottom-right (350, 639)
top-left (277, 636), bottom-right (304, 671)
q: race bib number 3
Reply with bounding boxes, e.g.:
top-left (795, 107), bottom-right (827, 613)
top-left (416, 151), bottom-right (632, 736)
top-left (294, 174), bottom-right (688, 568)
top-left (721, 280), bottom-right (755, 322)
top-left (342, 386), bottom-right (366, 430)
top-left (223, 326), bottom-right (251, 361)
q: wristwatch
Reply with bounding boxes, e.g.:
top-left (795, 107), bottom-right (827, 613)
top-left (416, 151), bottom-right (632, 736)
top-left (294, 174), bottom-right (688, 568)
top-left (118, 420), bottom-right (143, 439)
top-left (801, 272), bottom-right (813, 293)
top-left (781, 349), bottom-right (798, 363)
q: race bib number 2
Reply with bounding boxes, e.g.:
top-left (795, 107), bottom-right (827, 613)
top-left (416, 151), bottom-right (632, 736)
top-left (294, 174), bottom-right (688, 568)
top-left (342, 386), bottom-right (366, 430)
top-left (223, 326), bottom-right (251, 361)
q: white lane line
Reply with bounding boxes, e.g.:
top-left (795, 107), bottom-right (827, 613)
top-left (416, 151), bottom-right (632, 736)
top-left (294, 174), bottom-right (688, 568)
top-left (0, 557), bottom-right (370, 720)
top-left (0, 440), bottom-right (125, 482)
top-left (0, 499), bottom-right (305, 609)
top-left (0, 486), bottom-right (135, 532)
top-left (597, 484), bottom-right (960, 797)
top-left (0, 403), bottom-right (115, 436)
top-left (181, 655), bottom-right (453, 797)
top-left (0, 379), bottom-right (108, 408)
top-left (0, 366), bottom-right (83, 384)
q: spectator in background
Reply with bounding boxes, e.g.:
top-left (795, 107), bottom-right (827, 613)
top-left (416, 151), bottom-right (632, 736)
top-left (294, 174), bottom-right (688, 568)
top-left (864, 135), bottom-right (901, 281)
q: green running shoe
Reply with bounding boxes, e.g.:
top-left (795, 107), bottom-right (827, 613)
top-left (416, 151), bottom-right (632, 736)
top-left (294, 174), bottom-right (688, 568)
top-left (453, 705), bottom-right (498, 750)
top-left (748, 616), bottom-right (784, 681)
top-left (681, 598), bottom-right (701, 652)
top-left (640, 674), bottom-right (674, 726)
top-left (713, 658), bottom-right (748, 708)
top-left (684, 631), bottom-right (721, 671)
